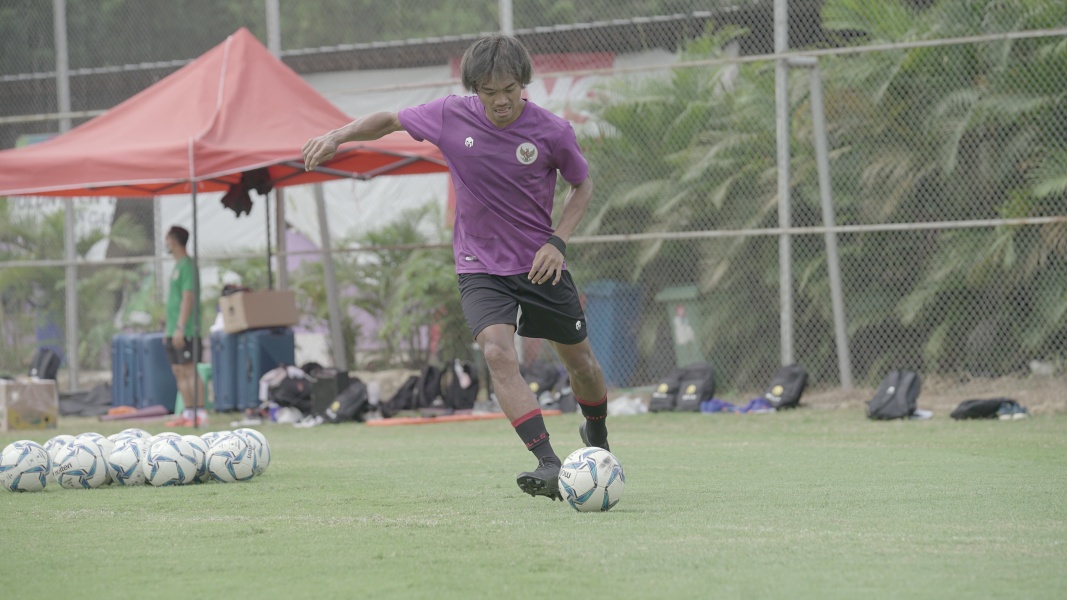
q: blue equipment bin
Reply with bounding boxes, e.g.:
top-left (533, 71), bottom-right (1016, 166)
top-left (110, 333), bottom-right (139, 407)
top-left (210, 330), bottom-right (241, 412)
top-left (583, 280), bottom-right (642, 387)
top-left (136, 332), bottom-right (179, 412)
top-left (236, 327), bottom-right (295, 411)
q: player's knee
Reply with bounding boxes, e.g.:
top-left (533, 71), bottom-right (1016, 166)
top-left (565, 351), bottom-right (601, 384)
top-left (481, 340), bottom-right (518, 371)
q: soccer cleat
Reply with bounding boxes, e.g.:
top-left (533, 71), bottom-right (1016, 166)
top-left (579, 421), bottom-right (610, 452)
top-left (516, 459), bottom-right (562, 501)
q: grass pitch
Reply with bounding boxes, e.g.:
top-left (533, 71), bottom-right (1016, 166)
top-left (2, 410), bottom-right (1065, 599)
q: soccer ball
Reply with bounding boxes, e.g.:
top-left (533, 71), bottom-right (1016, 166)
top-left (43, 434), bottom-right (75, 482)
top-left (558, 447), bottom-right (626, 512)
top-left (145, 432), bottom-right (182, 448)
top-left (200, 430), bottom-right (230, 447)
top-left (181, 435), bottom-right (210, 483)
top-left (0, 440), bottom-right (51, 492)
top-left (120, 428), bottom-right (150, 439)
top-left (53, 439), bottom-right (109, 489)
top-left (206, 433), bottom-right (256, 483)
top-left (234, 428), bottom-right (270, 475)
top-left (142, 438), bottom-right (198, 486)
top-left (76, 433), bottom-right (115, 484)
top-left (107, 438), bottom-right (148, 486)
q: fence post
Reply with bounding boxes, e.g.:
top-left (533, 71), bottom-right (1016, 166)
top-left (791, 57), bottom-right (854, 389)
top-left (55, 0), bottom-right (81, 391)
top-left (774, 0), bottom-right (794, 366)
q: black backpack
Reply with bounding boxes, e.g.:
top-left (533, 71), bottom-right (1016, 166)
top-left (867, 370), bottom-right (921, 420)
top-left (649, 366), bottom-right (685, 412)
top-left (29, 347), bottom-right (61, 380)
top-left (381, 375), bottom-right (419, 418)
top-left (522, 361), bottom-right (561, 398)
top-left (763, 364), bottom-right (808, 409)
top-left (676, 362), bottom-right (715, 412)
top-left (269, 375), bottom-right (314, 415)
top-left (323, 379), bottom-right (370, 423)
top-left (413, 364), bottom-right (444, 410)
top-left (442, 359), bottom-right (479, 411)
top-left (950, 398), bottom-right (1014, 420)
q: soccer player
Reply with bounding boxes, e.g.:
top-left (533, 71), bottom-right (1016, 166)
top-left (302, 33), bottom-right (611, 501)
top-left (162, 225), bottom-right (204, 426)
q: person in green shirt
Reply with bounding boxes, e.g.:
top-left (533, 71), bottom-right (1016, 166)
top-left (164, 226), bottom-right (204, 423)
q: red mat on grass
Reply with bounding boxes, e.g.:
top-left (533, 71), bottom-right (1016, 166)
top-left (366, 409), bottom-right (561, 427)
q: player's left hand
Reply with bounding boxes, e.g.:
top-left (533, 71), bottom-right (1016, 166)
top-left (528, 244), bottom-right (564, 285)
top-left (173, 331), bottom-right (186, 350)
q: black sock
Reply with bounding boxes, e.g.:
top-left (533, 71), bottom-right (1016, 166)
top-left (512, 409), bottom-right (559, 465)
top-left (578, 394), bottom-right (608, 440)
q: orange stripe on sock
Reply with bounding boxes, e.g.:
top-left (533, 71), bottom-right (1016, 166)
top-left (510, 408), bottom-right (542, 427)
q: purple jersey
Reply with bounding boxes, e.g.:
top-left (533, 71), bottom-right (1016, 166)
top-left (398, 95), bottom-right (588, 275)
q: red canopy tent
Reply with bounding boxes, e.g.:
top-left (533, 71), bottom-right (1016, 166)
top-left (0, 28), bottom-right (448, 410)
top-left (0, 27), bottom-right (445, 196)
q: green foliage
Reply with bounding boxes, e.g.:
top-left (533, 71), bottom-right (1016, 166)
top-left (575, 2), bottom-right (1067, 387)
top-left (0, 199), bottom-right (151, 372)
top-left (291, 202), bottom-right (464, 369)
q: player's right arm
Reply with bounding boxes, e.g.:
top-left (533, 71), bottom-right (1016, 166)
top-left (302, 111), bottom-right (404, 171)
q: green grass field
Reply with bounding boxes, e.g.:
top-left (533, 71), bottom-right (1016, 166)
top-left (2, 410), bottom-right (1065, 599)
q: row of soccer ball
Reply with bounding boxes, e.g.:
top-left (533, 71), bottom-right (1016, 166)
top-left (0, 428), bottom-right (270, 492)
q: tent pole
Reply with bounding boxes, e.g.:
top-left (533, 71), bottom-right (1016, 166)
top-left (191, 185), bottom-right (202, 429)
top-left (265, 190), bottom-right (273, 289)
top-left (315, 184), bottom-right (348, 371)
top-left (276, 188), bottom-right (288, 290)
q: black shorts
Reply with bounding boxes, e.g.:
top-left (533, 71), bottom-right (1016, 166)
top-left (164, 337), bottom-right (202, 365)
top-left (458, 271), bottom-right (587, 345)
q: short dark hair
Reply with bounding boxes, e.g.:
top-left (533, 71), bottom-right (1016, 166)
top-left (167, 225), bottom-right (189, 247)
top-left (460, 34), bottom-right (532, 93)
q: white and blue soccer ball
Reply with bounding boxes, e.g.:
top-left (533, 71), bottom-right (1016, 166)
top-left (206, 433), bottom-right (256, 483)
top-left (43, 434), bottom-right (75, 482)
top-left (558, 447), bottom-right (626, 512)
top-left (107, 438), bottom-right (148, 486)
top-left (142, 438), bottom-right (198, 487)
top-left (119, 428), bottom-right (150, 439)
top-left (77, 433), bottom-right (116, 484)
top-left (200, 430), bottom-right (230, 448)
top-left (234, 428), bottom-right (270, 476)
top-left (181, 435), bottom-right (210, 483)
top-left (0, 440), bottom-right (51, 492)
top-left (53, 439), bottom-right (109, 489)
top-left (145, 432), bottom-right (182, 449)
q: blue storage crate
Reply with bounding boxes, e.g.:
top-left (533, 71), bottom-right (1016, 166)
top-left (236, 328), bottom-right (295, 411)
top-left (136, 332), bottom-right (179, 412)
top-left (210, 330), bottom-right (240, 412)
top-left (110, 333), bottom-right (139, 407)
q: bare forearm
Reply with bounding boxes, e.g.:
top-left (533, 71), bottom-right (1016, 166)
top-left (304, 112), bottom-right (403, 171)
top-left (552, 177), bottom-right (594, 243)
top-left (177, 291), bottom-right (194, 331)
top-left (328, 112), bottom-right (403, 144)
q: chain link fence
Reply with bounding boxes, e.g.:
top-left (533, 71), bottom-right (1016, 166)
top-left (1, 1), bottom-right (1065, 402)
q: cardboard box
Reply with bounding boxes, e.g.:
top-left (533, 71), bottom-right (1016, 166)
top-left (218, 290), bottom-right (299, 334)
top-left (0, 379), bottom-right (59, 433)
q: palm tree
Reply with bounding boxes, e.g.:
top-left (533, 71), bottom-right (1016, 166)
top-left (822, 0), bottom-right (1067, 375)
top-left (0, 198), bottom-right (150, 373)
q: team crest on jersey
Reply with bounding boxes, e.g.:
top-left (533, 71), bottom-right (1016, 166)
top-left (516, 142), bottom-right (538, 165)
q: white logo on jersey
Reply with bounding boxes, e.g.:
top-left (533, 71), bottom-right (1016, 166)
top-left (516, 142), bottom-right (537, 165)
top-left (464, 137), bottom-right (474, 148)
top-left (576, 320), bottom-right (582, 330)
